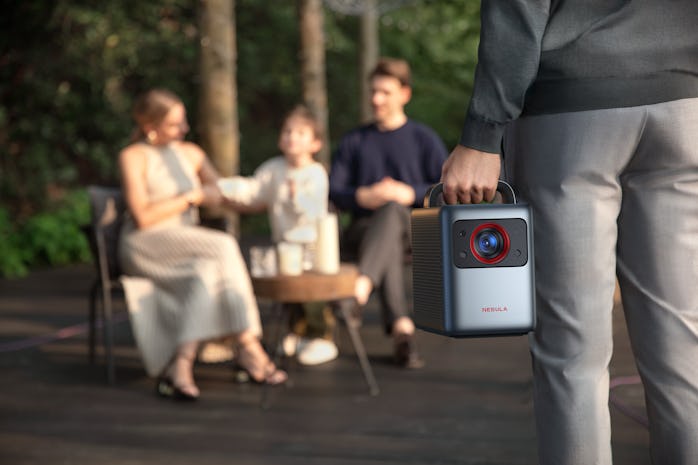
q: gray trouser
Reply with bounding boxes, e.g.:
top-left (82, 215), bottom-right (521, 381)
top-left (341, 202), bottom-right (411, 333)
top-left (504, 97), bottom-right (698, 465)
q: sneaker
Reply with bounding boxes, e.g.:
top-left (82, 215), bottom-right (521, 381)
top-left (278, 333), bottom-right (308, 357)
top-left (297, 338), bottom-right (339, 366)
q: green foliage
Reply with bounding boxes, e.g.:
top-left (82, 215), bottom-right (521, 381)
top-left (323, 10), bottom-right (362, 144)
top-left (236, 0), bottom-right (303, 175)
top-left (0, 209), bottom-right (31, 278)
top-left (0, 1), bottom-right (199, 221)
top-left (0, 189), bottom-right (91, 278)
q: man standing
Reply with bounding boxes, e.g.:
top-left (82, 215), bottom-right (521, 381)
top-left (441, 1), bottom-right (698, 464)
top-left (330, 57), bottom-right (447, 368)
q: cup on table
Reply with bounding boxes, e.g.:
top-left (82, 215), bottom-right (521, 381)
top-left (249, 245), bottom-right (277, 277)
top-left (277, 242), bottom-right (304, 276)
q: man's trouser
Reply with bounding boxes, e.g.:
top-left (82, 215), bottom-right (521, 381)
top-left (341, 202), bottom-right (411, 333)
top-left (504, 97), bottom-right (698, 465)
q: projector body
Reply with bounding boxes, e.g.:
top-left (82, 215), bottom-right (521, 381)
top-left (411, 199), bottom-right (535, 338)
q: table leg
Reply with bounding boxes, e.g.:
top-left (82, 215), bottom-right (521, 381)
top-left (338, 302), bottom-right (380, 396)
top-left (261, 301), bottom-right (291, 409)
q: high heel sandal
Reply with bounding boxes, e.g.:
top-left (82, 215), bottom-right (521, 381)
top-left (233, 341), bottom-right (288, 386)
top-left (155, 377), bottom-right (200, 401)
top-left (156, 348), bottom-right (200, 401)
top-left (232, 363), bottom-right (288, 385)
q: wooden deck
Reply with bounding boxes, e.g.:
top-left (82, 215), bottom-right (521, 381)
top-left (0, 263), bottom-right (650, 464)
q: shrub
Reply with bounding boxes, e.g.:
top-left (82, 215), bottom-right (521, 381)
top-left (0, 189), bottom-right (91, 278)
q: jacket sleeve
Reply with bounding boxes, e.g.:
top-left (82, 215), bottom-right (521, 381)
top-left (459, 0), bottom-right (550, 153)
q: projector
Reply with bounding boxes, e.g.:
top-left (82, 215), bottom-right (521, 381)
top-left (411, 181), bottom-right (535, 337)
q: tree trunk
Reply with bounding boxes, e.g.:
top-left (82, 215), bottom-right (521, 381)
top-left (198, 0), bottom-right (239, 234)
top-left (359, 0), bottom-right (379, 123)
top-left (298, 0), bottom-right (330, 168)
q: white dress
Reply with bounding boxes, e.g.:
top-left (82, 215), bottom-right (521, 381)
top-left (118, 143), bottom-right (261, 376)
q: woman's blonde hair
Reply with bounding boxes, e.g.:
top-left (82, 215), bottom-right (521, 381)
top-left (130, 88), bottom-right (183, 142)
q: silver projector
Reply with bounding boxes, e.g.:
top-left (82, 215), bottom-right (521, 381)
top-left (411, 182), bottom-right (535, 337)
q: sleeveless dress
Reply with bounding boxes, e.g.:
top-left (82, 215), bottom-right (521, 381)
top-left (118, 143), bottom-right (261, 377)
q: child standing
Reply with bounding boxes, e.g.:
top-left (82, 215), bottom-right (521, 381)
top-left (223, 105), bottom-right (338, 365)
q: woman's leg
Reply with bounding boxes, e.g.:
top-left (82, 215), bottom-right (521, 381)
top-left (167, 340), bottom-right (200, 398)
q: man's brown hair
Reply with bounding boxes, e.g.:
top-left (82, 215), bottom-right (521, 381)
top-left (369, 57), bottom-right (411, 87)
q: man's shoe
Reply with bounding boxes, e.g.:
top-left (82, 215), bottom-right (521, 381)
top-left (394, 334), bottom-right (425, 369)
top-left (298, 338), bottom-right (339, 366)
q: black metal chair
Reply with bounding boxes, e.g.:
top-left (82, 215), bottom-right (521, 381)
top-left (84, 185), bottom-right (127, 384)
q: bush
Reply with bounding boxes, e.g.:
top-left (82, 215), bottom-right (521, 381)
top-left (0, 209), bottom-right (30, 278)
top-left (0, 189), bottom-right (91, 278)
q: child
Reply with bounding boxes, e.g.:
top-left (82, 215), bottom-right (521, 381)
top-left (222, 104), bottom-right (338, 366)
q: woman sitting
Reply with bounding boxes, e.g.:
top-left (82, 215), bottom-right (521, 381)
top-left (118, 88), bottom-right (286, 401)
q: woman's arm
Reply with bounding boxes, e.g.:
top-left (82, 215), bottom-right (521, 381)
top-left (119, 144), bottom-right (203, 229)
top-left (185, 142), bottom-right (224, 208)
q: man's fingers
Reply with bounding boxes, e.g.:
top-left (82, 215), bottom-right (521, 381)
top-left (445, 182), bottom-right (487, 204)
top-left (442, 183), bottom-right (457, 205)
top-left (467, 188), bottom-right (483, 204)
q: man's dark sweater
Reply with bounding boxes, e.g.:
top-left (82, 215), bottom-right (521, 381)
top-left (329, 120), bottom-right (447, 218)
top-left (461, 0), bottom-right (698, 153)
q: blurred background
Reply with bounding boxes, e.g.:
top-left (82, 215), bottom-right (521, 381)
top-left (0, 0), bottom-right (481, 278)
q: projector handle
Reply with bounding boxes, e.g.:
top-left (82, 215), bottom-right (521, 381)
top-left (424, 180), bottom-right (517, 208)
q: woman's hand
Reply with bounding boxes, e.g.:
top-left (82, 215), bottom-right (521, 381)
top-left (199, 184), bottom-right (223, 207)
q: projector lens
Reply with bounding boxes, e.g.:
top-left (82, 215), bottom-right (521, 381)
top-left (471, 223), bottom-right (510, 264)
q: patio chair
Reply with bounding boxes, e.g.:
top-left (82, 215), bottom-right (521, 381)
top-left (85, 185), bottom-right (127, 384)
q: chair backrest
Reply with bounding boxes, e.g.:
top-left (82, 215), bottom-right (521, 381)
top-left (86, 185), bottom-right (127, 282)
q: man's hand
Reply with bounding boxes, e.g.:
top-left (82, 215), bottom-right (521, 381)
top-left (441, 145), bottom-right (501, 204)
top-left (355, 177), bottom-right (416, 210)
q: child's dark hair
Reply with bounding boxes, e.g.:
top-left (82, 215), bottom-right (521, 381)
top-left (283, 104), bottom-right (325, 145)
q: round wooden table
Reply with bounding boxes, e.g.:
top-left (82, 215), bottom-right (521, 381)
top-left (250, 263), bottom-right (379, 405)
top-left (251, 263), bottom-right (359, 302)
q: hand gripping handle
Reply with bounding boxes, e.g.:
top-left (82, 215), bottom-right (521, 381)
top-left (424, 180), bottom-right (517, 208)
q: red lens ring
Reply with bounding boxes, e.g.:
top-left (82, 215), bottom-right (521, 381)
top-left (469, 223), bottom-right (510, 264)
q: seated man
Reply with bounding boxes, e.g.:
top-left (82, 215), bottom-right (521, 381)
top-left (329, 57), bottom-right (447, 368)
